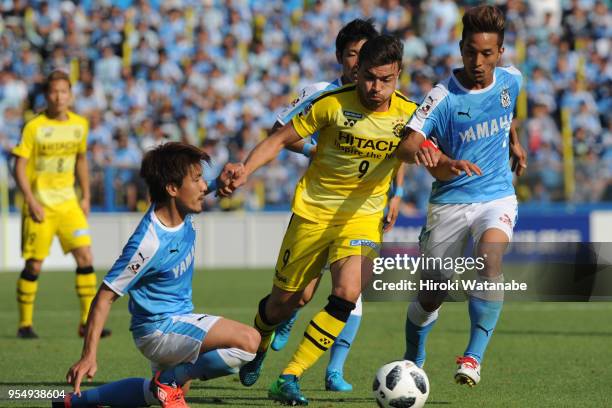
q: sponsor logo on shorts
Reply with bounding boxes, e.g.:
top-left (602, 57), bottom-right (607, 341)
top-left (499, 213), bottom-right (513, 227)
top-left (73, 229), bottom-right (90, 237)
top-left (350, 239), bottom-right (379, 249)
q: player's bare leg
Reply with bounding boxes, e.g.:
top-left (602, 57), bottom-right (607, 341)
top-left (272, 275), bottom-right (322, 351)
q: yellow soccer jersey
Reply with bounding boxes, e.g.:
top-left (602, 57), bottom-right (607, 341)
top-left (291, 84), bottom-right (417, 223)
top-left (13, 111), bottom-right (88, 207)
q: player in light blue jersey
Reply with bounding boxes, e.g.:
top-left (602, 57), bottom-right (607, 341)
top-left (397, 5), bottom-right (527, 387)
top-left (57, 143), bottom-right (259, 408)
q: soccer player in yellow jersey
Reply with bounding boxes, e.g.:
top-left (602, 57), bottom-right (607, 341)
top-left (226, 35), bottom-right (418, 405)
top-left (12, 71), bottom-right (111, 339)
top-left (269, 19), bottom-right (408, 393)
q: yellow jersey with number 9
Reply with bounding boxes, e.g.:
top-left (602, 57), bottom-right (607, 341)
top-left (12, 111), bottom-right (88, 207)
top-left (291, 84), bottom-right (417, 224)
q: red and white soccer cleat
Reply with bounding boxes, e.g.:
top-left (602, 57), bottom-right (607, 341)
top-left (454, 356), bottom-right (481, 387)
top-left (151, 371), bottom-right (190, 408)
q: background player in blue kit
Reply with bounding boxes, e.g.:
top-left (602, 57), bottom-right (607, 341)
top-left (397, 5), bottom-right (527, 387)
top-left (57, 142), bottom-right (259, 408)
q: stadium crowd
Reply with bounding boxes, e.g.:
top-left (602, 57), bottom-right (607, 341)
top-left (0, 0), bottom-right (610, 212)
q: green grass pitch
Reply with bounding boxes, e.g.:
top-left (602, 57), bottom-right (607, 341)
top-left (0, 269), bottom-right (611, 407)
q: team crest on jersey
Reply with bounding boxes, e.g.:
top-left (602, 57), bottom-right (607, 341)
top-left (73, 129), bottom-right (81, 139)
top-left (500, 88), bottom-right (511, 109)
top-left (43, 128), bottom-right (53, 138)
top-left (392, 119), bottom-right (407, 138)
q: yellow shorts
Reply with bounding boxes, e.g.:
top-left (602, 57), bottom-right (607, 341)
top-left (21, 199), bottom-right (91, 260)
top-left (273, 213), bottom-right (383, 292)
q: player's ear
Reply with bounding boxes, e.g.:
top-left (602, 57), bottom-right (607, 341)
top-left (497, 45), bottom-right (505, 62)
top-left (165, 183), bottom-right (179, 198)
top-left (335, 50), bottom-right (342, 65)
top-left (459, 40), bottom-right (464, 55)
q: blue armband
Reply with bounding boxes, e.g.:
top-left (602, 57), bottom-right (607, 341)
top-left (394, 186), bottom-right (405, 198)
top-left (302, 143), bottom-right (315, 158)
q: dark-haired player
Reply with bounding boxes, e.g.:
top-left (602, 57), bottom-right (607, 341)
top-left (398, 5), bottom-right (527, 386)
top-left (57, 142), bottom-right (258, 408)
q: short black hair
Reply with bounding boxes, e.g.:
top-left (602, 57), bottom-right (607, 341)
top-left (335, 18), bottom-right (379, 56)
top-left (140, 142), bottom-right (210, 204)
top-left (358, 34), bottom-right (403, 70)
top-left (45, 70), bottom-right (71, 93)
top-left (462, 5), bottom-right (506, 47)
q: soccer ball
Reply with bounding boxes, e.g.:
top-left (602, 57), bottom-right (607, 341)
top-left (372, 360), bottom-right (430, 408)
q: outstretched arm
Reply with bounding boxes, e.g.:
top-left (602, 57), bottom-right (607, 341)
top-left (229, 122), bottom-right (302, 189)
top-left (66, 284), bottom-right (118, 395)
top-left (398, 128), bottom-right (481, 181)
top-left (271, 121), bottom-right (307, 153)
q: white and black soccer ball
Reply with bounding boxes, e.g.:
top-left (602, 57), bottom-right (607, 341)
top-left (372, 360), bottom-right (430, 408)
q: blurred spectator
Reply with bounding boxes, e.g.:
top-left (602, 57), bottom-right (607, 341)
top-left (111, 128), bottom-right (141, 210)
top-left (0, 0), bottom-right (609, 212)
top-left (524, 99), bottom-right (561, 153)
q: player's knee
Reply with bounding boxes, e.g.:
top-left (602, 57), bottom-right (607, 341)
top-left (24, 260), bottom-right (42, 275)
top-left (74, 250), bottom-right (93, 267)
top-left (419, 299), bottom-right (442, 313)
top-left (239, 327), bottom-right (261, 354)
top-left (297, 292), bottom-right (313, 308)
top-left (265, 293), bottom-right (300, 323)
top-left (480, 253), bottom-right (503, 277)
top-left (324, 295), bottom-right (356, 322)
top-left (331, 286), bottom-right (360, 304)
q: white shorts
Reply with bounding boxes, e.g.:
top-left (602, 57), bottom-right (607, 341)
top-left (133, 313), bottom-right (221, 372)
top-left (419, 195), bottom-right (518, 278)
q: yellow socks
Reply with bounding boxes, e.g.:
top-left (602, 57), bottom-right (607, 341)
top-left (17, 271), bottom-right (38, 328)
top-left (75, 267), bottom-right (97, 325)
top-left (283, 295), bottom-right (355, 377)
top-left (254, 295), bottom-right (279, 352)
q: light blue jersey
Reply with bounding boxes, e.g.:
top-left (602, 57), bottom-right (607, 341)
top-left (276, 78), bottom-right (343, 144)
top-left (408, 66), bottom-right (523, 204)
top-left (103, 206), bottom-right (196, 334)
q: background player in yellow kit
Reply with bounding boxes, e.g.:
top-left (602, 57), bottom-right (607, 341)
top-left (13, 70), bottom-right (110, 339)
